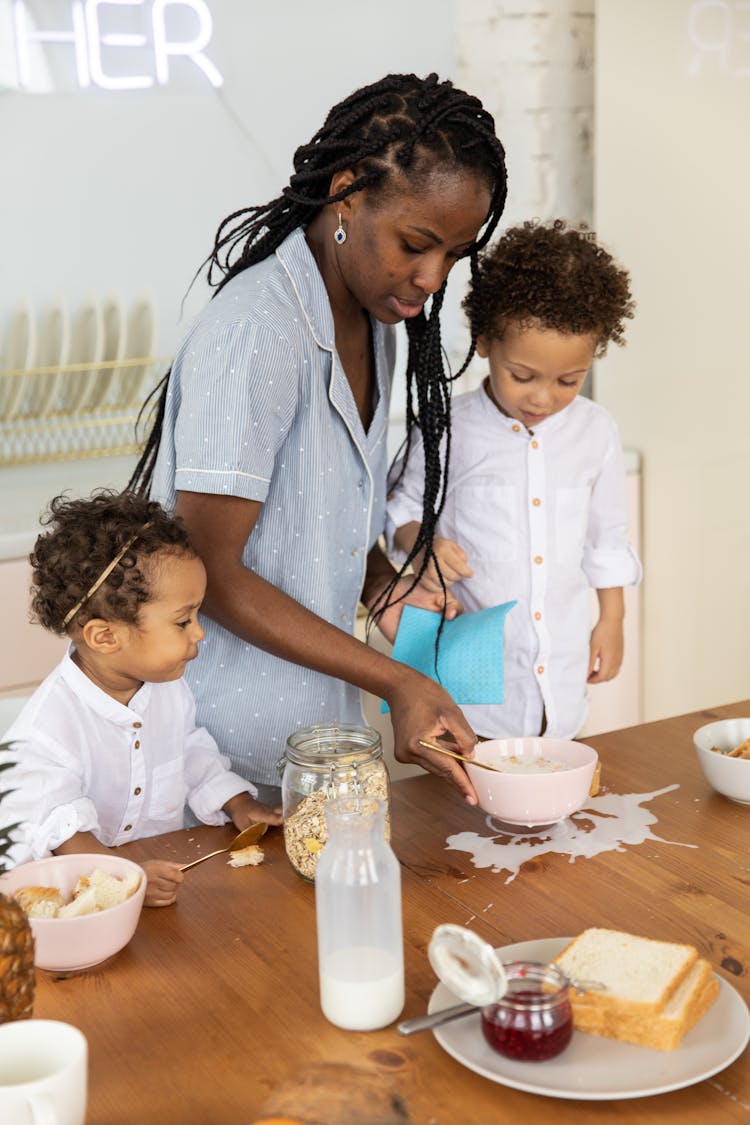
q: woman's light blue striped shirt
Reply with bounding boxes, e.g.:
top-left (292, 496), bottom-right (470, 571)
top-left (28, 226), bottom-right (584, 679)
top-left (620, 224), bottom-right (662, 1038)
top-left (152, 228), bottom-right (395, 786)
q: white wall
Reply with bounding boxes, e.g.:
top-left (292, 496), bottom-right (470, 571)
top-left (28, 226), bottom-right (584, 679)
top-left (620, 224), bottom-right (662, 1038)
top-left (452, 0), bottom-right (595, 389)
top-left (594, 0), bottom-right (750, 720)
top-left (0, 0), bottom-right (455, 359)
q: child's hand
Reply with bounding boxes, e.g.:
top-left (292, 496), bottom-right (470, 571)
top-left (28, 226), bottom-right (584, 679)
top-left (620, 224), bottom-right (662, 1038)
top-left (223, 791), bottom-right (283, 829)
top-left (415, 537), bottom-right (473, 594)
top-left (141, 859), bottom-right (184, 908)
top-left (588, 617), bottom-right (625, 683)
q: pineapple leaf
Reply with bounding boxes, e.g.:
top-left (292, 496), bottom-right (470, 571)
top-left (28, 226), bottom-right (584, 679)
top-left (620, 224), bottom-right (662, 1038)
top-left (0, 823), bottom-right (21, 849)
top-left (0, 741), bottom-right (18, 874)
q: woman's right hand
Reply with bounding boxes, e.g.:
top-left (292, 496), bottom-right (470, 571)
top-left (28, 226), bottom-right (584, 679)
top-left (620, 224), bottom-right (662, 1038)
top-left (141, 859), bottom-right (185, 908)
top-left (386, 671), bottom-right (479, 804)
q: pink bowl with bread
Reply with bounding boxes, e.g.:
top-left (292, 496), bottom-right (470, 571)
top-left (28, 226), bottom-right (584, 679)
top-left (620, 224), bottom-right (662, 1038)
top-left (0, 852), bottom-right (146, 971)
top-left (465, 737), bottom-right (599, 826)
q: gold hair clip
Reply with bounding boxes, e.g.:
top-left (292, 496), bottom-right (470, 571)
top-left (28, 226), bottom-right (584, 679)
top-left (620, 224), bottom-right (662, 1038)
top-left (62, 521), bottom-right (152, 629)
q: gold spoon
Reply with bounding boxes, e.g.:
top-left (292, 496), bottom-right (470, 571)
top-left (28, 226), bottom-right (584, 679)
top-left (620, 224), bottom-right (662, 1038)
top-left (180, 822), bottom-right (268, 872)
top-left (417, 739), bottom-right (505, 774)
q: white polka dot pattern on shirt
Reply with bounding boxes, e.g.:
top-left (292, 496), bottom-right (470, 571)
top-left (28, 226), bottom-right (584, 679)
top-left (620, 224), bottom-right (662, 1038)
top-left (151, 227), bottom-right (396, 786)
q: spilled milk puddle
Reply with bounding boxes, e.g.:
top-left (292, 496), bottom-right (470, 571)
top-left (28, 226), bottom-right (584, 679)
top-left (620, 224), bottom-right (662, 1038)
top-left (446, 785), bottom-right (696, 884)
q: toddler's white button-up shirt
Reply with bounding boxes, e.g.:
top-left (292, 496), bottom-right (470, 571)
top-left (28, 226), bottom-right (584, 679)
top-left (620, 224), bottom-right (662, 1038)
top-left (386, 388), bottom-right (642, 739)
top-left (1, 649), bottom-right (255, 866)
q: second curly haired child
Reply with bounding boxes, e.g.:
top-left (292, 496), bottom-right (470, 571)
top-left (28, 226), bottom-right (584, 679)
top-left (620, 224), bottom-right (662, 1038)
top-left (0, 491), bottom-right (281, 906)
top-left (386, 220), bottom-right (642, 740)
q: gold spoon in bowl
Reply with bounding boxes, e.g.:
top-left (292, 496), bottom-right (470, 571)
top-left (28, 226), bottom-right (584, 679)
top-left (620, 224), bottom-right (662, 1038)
top-left (417, 739), bottom-right (505, 774)
top-left (180, 822), bottom-right (268, 872)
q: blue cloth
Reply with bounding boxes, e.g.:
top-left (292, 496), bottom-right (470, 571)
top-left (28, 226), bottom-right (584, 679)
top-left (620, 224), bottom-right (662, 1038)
top-left (382, 601), bottom-right (517, 711)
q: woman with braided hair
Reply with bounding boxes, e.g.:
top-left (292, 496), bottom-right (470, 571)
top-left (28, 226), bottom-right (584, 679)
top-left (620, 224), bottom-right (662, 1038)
top-left (129, 72), bottom-right (507, 802)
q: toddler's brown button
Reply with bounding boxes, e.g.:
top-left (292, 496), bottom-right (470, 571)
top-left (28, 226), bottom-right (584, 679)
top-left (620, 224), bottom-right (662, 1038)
top-left (134, 787), bottom-right (142, 796)
top-left (133, 721), bottom-right (142, 729)
top-left (134, 740), bottom-right (141, 749)
top-left (124, 824), bottom-right (132, 832)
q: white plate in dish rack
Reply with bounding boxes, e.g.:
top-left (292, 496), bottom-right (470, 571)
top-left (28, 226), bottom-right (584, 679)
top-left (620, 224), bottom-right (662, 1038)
top-left (87, 293), bottom-right (125, 409)
top-left (429, 937), bottom-right (750, 1101)
top-left (113, 294), bottom-right (158, 408)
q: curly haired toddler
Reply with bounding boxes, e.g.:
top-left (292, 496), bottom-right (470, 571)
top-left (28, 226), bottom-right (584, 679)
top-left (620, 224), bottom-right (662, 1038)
top-left (1, 491), bottom-right (281, 906)
top-left (387, 220), bottom-right (642, 739)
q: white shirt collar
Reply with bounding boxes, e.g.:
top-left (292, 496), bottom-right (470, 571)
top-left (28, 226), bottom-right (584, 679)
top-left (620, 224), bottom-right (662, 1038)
top-left (479, 380), bottom-right (576, 436)
top-left (59, 645), bottom-right (152, 726)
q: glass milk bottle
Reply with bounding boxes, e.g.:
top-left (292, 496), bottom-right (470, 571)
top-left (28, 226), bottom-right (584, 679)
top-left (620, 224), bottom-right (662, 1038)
top-left (315, 796), bottom-right (404, 1031)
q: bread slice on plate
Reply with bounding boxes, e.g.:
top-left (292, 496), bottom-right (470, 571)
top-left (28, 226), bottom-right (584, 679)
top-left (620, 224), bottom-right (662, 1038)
top-left (573, 957), bottom-right (720, 1050)
top-left (552, 927), bottom-right (698, 1018)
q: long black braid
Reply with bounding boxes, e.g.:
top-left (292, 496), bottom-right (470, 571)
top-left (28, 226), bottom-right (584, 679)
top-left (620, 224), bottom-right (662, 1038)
top-left (128, 73), bottom-right (507, 642)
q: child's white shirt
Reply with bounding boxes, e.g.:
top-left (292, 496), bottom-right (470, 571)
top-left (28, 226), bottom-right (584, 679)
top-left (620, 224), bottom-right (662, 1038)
top-left (386, 388), bottom-right (642, 739)
top-left (0, 647), bottom-right (257, 866)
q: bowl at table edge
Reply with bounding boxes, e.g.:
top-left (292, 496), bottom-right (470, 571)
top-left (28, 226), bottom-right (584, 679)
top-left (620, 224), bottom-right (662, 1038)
top-left (0, 852), bottom-right (146, 972)
top-left (693, 718), bottom-right (750, 805)
top-left (465, 738), bottom-right (598, 826)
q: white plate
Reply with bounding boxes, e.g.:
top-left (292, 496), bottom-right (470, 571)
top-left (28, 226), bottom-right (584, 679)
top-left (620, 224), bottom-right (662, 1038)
top-left (430, 937), bottom-right (750, 1100)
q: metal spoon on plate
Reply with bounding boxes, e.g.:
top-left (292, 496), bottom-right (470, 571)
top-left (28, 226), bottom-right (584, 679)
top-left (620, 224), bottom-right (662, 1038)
top-left (180, 822), bottom-right (268, 871)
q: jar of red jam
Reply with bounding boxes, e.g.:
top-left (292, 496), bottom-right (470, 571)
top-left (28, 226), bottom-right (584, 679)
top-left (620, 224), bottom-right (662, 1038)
top-left (481, 961), bottom-right (572, 1062)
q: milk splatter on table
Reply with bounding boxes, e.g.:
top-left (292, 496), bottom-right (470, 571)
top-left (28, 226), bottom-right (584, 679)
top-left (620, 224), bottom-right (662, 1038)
top-left (446, 785), bottom-right (696, 884)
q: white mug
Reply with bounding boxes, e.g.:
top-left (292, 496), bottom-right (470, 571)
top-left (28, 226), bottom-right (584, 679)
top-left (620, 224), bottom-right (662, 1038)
top-left (0, 1019), bottom-right (87, 1125)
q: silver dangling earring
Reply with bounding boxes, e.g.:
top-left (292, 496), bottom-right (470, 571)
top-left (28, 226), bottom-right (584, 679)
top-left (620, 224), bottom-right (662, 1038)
top-left (333, 213), bottom-right (347, 245)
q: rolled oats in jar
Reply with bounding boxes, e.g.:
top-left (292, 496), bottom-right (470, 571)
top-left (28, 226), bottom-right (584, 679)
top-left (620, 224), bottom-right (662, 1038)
top-left (279, 724), bottom-right (391, 882)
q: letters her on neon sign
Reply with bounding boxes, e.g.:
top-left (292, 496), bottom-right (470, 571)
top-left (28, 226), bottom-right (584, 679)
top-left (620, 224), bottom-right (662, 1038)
top-left (12, 0), bottom-right (224, 90)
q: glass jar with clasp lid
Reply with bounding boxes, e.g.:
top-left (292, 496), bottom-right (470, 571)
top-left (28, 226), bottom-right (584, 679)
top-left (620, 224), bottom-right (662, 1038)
top-left (278, 723), bottom-right (391, 882)
top-left (480, 962), bottom-right (572, 1061)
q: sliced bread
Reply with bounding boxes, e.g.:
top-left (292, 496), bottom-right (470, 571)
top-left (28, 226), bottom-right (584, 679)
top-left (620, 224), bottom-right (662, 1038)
top-left (73, 868), bottom-right (141, 910)
top-left (14, 886), bottom-right (65, 918)
top-left (227, 844), bottom-right (264, 867)
top-left (572, 958), bottom-right (720, 1050)
top-left (59, 885), bottom-right (99, 917)
top-left (552, 928), bottom-right (698, 1018)
top-left (588, 759), bottom-right (601, 797)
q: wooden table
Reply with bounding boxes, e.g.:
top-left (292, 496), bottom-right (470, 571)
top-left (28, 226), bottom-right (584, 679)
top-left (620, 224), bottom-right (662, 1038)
top-left (34, 701), bottom-right (750, 1123)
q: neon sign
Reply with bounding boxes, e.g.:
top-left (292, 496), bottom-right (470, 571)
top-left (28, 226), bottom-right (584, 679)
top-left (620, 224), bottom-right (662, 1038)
top-left (12, 0), bottom-right (224, 91)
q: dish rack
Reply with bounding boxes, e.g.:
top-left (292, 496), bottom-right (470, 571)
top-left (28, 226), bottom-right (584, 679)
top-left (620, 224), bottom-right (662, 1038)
top-left (0, 356), bottom-right (169, 465)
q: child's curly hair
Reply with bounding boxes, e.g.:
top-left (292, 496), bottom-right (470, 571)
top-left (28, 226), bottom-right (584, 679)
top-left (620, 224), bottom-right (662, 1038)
top-left (30, 491), bottom-right (195, 635)
top-left (462, 219), bottom-right (635, 357)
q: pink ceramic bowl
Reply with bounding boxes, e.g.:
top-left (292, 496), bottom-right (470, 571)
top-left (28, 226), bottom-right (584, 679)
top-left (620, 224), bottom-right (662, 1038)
top-left (0, 853), bottom-right (146, 972)
top-left (465, 737), bottom-right (598, 826)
